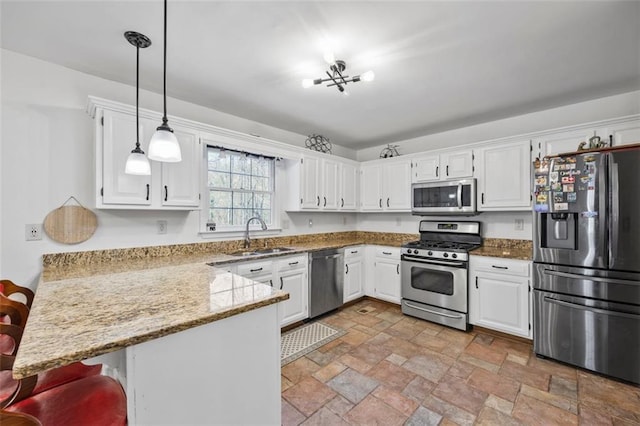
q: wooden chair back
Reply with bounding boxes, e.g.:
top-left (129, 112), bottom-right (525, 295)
top-left (0, 281), bottom-right (34, 310)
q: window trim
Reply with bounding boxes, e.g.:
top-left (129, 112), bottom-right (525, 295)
top-left (200, 144), bottom-right (280, 234)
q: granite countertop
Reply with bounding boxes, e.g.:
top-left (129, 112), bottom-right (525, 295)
top-left (20, 232), bottom-right (531, 378)
top-left (13, 263), bottom-right (288, 379)
top-left (471, 238), bottom-right (533, 261)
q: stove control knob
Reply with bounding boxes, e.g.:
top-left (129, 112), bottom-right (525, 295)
top-left (452, 253), bottom-right (458, 259)
top-left (406, 249), bottom-right (412, 254)
top-left (427, 251), bottom-right (433, 256)
top-left (443, 253), bottom-right (449, 258)
top-left (413, 250), bottom-right (419, 254)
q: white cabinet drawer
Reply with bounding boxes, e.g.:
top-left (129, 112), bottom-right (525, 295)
top-left (344, 246), bottom-right (363, 259)
top-left (375, 247), bottom-right (400, 258)
top-left (470, 256), bottom-right (530, 277)
top-left (236, 260), bottom-right (273, 277)
top-left (277, 255), bottom-right (308, 272)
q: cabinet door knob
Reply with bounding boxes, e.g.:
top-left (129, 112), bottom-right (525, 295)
top-left (280, 277), bottom-right (284, 290)
top-left (345, 264), bottom-right (349, 274)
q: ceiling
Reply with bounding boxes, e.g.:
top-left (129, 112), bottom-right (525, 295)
top-left (1, 1), bottom-right (639, 150)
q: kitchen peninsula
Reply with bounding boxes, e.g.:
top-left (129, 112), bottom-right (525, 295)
top-left (13, 260), bottom-right (288, 425)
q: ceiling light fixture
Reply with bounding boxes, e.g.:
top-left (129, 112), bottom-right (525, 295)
top-left (302, 58), bottom-right (374, 94)
top-left (124, 31), bottom-right (152, 176)
top-left (148, 0), bottom-right (181, 162)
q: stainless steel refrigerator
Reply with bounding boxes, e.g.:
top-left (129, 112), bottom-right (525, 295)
top-left (532, 147), bottom-right (640, 384)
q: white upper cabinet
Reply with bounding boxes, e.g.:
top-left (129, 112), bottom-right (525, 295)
top-left (440, 150), bottom-right (474, 179)
top-left (475, 140), bottom-right (532, 211)
top-left (96, 108), bottom-right (201, 210)
top-left (605, 118), bottom-right (640, 147)
top-left (339, 163), bottom-right (358, 210)
top-left (322, 159), bottom-right (339, 210)
top-left (533, 128), bottom-right (606, 158)
top-left (412, 149), bottom-right (473, 182)
top-left (300, 156), bottom-right (321, 209)
top-left (412, 154), bottom-right (440, 182)
top-left (361, 158), bottom-right (411, 211)
top-left (161, 125), bottom-right (202, 207)
top-left (286, 155), bottom-right (358, 211)
top-left (360, 164), bottom-right (383, 210)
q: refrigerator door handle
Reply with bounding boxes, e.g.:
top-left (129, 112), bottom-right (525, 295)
top-left (610, 158), bottom-right (619, 268)
top-left (544, 269), bottom-right (638, 286)
top-left (543, 296), bottom-right (640, 320)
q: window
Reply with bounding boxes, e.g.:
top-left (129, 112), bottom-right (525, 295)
top-left (206, 146), bottom-right (274, 228)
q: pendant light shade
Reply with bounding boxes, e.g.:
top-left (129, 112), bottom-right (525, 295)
top-left (148, 127), bottom-right (181, 162)
top-left (125, 149), bottom-right (152, 175)
top-left (148, 0), bottom-right (182, 163)
top-left (124, 31), bottom-right (152, 176)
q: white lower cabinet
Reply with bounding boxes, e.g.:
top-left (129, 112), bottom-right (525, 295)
top-left (469, 256), bottom-right (532, 338)
top-left (373, 247), bottom-right (401, 304)
top-left (277, 256), bottom-right (309, 326)
top-left (232, 254), bottom-right (308, 327)
top-left (343, 246), bottom-right (364, 303)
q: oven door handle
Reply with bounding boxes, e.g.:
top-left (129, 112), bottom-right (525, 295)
top-left (403, 257), bottom-right (466, 267)
top-left (543, 296), bottom-right (640, 320)
top-left (456, 183), bottom-right (462, 209)
top-left (543, 269), bottom-right (638, 286)
top-left (404, 301), bottom-right (465, 319)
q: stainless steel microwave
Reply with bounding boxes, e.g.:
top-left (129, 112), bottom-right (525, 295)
top-left (411, 179), bottom-right (477, 215)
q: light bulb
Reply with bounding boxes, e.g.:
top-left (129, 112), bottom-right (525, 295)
top-left (323, 51), bottom-right (335, 64)
top-left (148, 128), bottom-right (182, 162)
top-left (302, 79), bottom-right (314, 88)
top-left (125, 151), bottom-right (151, 175)
top-left (360, 70), bottom-right (375, 82)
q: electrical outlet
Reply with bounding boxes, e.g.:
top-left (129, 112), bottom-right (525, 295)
top-left (157, 220), bottom-right (168, 234)
top-left (514, 219), bottom-right (524, 231)
top-left (25, 224), bottom-right (43, 241)
top-left (308, 218), bottom-right (313, 228)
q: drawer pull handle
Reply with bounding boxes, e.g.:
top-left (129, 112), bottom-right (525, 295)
top-left (280, 277), bottom-right (284, 290)
top-left (350, 250), bottom-right (358, 254)
top-left (345, 264), bottom-right (349, 274)
top-left (164, 185), bottom-right (168, 202)
top-left (269, 279), bottom-right (273, 287)
top-left (146, 184), bottom-right (150, 201)
top-left (397, 264), bottom-right (400, 274)
top-left (250, 267), bottom-right (263, 273)
top-left (492, 265), bottom-right (508, 270)
top-left (382, 251), bottom-right (392, 255)
top-left (288, 261), bottom-right (299, 266)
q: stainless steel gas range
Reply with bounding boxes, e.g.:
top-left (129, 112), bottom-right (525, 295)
top-left (401, 221), bottom-right (481, 331)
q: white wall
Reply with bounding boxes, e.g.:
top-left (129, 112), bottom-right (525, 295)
top-left (357, 90), bottom-right (640, 161)
top-left (355, 211), bottom-right (533, 240)
top-left (0, 50), bottom-right (356, 288)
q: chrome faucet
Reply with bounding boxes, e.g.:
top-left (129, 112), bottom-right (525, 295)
top-left (244, 216), bottom-right (267, 248)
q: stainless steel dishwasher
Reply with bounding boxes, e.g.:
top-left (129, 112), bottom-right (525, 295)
top-left (309, 248), bottom-right (344, 318)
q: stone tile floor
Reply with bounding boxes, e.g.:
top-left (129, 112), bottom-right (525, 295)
top-left (281, 299), bottom-right (640, 425)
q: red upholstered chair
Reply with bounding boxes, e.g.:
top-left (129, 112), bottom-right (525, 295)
top-left (0, 294), bottom-right (101, 407)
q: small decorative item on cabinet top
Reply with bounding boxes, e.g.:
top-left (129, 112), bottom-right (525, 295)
top-left (305, 134), bottom-right (332, 154)
top-left (43, 196), bottom-right (98, 244)
top-left (379, 144), bottom-right (400, 158)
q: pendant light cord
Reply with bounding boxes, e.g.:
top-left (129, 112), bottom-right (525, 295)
top-left (162, 0), bottom-right (168, 125)
top-left (136, 44), bottom-right (141, 148)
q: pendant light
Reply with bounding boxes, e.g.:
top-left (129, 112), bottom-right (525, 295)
top-left (147, 0), bottom-right (181, 162)
top-left (124, 31), bottom-right (152, 175)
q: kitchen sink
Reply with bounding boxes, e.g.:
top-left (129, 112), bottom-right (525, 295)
top-left (228, 247), bottom-right (295, 257)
